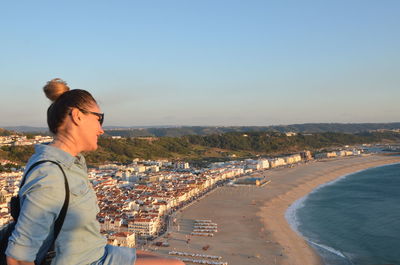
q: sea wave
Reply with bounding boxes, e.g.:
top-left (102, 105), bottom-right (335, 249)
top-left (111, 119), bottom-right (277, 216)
top-left (284, 196), bottom-right (306, 234)
top-left (307, 240), bottom-right (346, 258)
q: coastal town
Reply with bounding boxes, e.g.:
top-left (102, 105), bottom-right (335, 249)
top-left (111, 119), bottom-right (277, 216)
top-left (1, 132), bottom-right (400, 264)
top-left (0, 134), bottom-right (53, 147)
top-left (1, 134), bottom-right (366, 248)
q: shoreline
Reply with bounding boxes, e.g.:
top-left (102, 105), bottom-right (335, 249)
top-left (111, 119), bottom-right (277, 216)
top-left (257, 155), bottom-right (400, 265)
top-left (154, 154), bottom-right (400, 265)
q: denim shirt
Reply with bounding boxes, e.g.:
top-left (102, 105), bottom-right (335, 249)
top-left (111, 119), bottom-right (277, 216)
top-left (6, 144), bottom-right (106, 265)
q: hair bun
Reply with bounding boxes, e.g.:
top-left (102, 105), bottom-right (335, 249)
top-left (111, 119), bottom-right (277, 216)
top-left (43, 78), bottom-right (70, 102)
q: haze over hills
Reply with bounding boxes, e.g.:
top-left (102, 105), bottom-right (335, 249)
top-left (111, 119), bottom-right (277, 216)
top-left (4, 122), bottom-right (400, 137)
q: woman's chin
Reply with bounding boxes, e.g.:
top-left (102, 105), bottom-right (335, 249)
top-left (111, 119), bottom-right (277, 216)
top-left (91, 143), bottom-right (98, 151)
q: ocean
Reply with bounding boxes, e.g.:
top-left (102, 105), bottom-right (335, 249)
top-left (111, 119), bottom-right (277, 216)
top-left (286, 162), bottom-right (400, 265)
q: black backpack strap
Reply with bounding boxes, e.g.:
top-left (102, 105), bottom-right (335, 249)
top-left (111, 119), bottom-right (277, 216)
top-left (21, 160), bottom-right (70, 261)
top-left (38, 161), bottom-right (70, 241)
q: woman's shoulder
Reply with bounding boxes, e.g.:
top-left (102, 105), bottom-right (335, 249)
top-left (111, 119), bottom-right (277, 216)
top-left (21, 159), bottom-right (67, 194)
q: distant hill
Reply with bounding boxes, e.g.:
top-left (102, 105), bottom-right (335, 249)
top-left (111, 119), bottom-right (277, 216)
top-left (0, 128), bottom-right (18, 136)
top-left (3, 126), bottom-right (49, 133)
top-left (84, 130), bottom-right (400, 165)
top-left (3, 122), bottom-right (400, 136)
top-left (2, 128), bottom-right (400, 166)
top-left (104, 123), bottom-right (400, 137)
top-left (2, 125), bottom-right (175, 133)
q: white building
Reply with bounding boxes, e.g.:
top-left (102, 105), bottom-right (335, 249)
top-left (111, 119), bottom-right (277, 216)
top-left (128, 217), bottom-right (160, 238)
top-left (336, 150), bottom-right (353, 157)
top-left (109, 232), bottom-right (136, 248)
top-left (257, 159), bottom-right (270, 169)
top-left (315, 152), bottom-right (337, 159)
top-left (283, 154), bottom-right (302, 164)
top-left (269, 158), bottom-right (286, 168)
top-left (99, 164), bottom-right (125, 170)
top-left (175, 162), bottom-right (189, 170)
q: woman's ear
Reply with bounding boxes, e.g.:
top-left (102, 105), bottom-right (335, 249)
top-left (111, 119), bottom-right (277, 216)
top-left (69, 108), bottom-right (82, 125)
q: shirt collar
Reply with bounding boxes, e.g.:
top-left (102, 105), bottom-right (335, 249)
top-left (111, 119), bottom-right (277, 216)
top-left (34, 144), bottom-right (79, 169)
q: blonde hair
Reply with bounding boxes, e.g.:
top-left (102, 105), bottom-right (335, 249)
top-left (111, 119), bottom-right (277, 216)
top-left (43, 78), bottom-right (70, 102)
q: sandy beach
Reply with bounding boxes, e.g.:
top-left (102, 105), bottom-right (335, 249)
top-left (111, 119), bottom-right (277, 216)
top-left (152, 154), bottom-right (400, 265)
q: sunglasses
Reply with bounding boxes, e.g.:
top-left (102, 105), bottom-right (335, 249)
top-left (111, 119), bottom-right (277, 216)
top-left (77, 108), bottom-right (104, 125)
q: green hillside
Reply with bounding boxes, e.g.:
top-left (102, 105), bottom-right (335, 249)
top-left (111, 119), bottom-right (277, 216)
top-left (1, 128), bottom-right (400, 168)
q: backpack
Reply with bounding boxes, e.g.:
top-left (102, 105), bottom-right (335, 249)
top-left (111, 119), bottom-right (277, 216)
top-left (0, 160), bottom-right (70, 265)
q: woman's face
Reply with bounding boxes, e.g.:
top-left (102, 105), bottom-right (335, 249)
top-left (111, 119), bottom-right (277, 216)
top-left (79, 104), bottom-right (104, 152)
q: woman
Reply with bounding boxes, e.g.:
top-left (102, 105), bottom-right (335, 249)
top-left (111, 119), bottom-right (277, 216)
top-left (6, 79), bottom-right (184, 265)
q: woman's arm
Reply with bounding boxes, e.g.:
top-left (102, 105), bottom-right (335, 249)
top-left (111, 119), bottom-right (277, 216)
top-left (6, 256), bottom-right (34, 265)
top-left (6, 165), bottom-right (65, 262)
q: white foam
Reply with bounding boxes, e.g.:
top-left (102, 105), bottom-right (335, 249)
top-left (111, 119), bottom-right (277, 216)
top-left (285, 195), bottom-right (307, 234)
top-left (307, 240), bottom-right (346, 258)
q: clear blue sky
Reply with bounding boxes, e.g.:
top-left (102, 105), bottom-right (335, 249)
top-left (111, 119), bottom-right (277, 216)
top-left (0, 0), bottom-right (399, 127)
